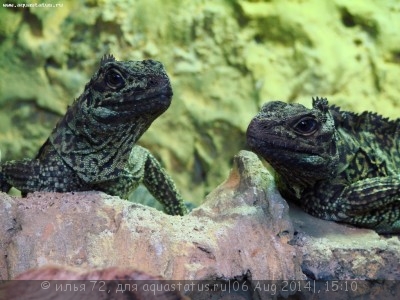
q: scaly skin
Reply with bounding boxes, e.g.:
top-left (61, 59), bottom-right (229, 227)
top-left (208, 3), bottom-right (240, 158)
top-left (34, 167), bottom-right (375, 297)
top-left (0, 54), bottom-right (187, 215)
top-left (247, 97), bottom-right (400, 233)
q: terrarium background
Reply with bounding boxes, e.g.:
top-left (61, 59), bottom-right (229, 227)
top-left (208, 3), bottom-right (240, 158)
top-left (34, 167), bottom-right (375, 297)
top-left (1, 0), bottom-right (399, 206)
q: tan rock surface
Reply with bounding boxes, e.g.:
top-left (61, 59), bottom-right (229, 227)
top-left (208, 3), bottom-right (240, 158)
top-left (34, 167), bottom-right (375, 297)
top-left (0, 151), bottom-right (300, 281)
top-left (0, 151), bottom-right (399, 299)
top-left (291, 206), bottom-right (400, 280)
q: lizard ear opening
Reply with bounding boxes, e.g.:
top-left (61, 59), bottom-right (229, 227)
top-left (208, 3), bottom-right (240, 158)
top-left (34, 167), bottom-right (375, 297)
top-left (100, 54), bottom-right (116, 66)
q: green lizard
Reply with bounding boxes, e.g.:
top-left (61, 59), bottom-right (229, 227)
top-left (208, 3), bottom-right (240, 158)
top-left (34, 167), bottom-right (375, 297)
top-left (247, 97), bottom-right (400, 233)
top-left (0, 54), bottom-right (187, 215)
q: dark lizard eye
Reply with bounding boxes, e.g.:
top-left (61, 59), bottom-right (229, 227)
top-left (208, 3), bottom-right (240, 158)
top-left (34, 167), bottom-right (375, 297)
top-left (292, 117), bottom-right (319, 135)
top-left (105, 70), bottom-right (125, 89)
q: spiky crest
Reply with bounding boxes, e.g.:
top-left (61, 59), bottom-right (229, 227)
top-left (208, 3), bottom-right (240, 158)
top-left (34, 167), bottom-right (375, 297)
top-left (100, 54), bottom-right (116, 66)
top-left (329, 104), bottom-right (400, 136)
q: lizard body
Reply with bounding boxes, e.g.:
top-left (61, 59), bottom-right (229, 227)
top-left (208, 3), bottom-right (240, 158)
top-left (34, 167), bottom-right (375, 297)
top-left (0, 54), bottom-right (187, 215)
top-left (247, 97), bottom-right (400, 233)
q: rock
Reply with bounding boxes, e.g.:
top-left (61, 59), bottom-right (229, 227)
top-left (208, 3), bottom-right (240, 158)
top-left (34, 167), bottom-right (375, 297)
top-left (0, 151), bottom-right (399, 299)
top-left (290, 205), bottom-right (400, 280)
top-left (0, 266), bottom-right (189, 300)
top-left (0, 151), bottom-right (300, 282)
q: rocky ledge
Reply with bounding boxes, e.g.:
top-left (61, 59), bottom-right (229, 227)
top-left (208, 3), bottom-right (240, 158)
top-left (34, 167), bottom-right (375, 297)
top-left (0, 151), bottom-right (399, 299)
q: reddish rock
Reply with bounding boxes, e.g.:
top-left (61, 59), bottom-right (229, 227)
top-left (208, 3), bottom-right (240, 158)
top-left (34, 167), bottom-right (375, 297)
top-left (0, 151), bottom-right (399, 299)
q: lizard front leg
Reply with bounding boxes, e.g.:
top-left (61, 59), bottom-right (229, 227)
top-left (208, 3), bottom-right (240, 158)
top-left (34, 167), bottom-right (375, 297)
top-left (335, 176), bottom-right (400, 233)
top-left (1, 158), bottom-right (83, 194)
top-left (304, 176), bottom-right (400, 233)
top-left (127, 146), bottom-right (188, 216)
top-left (0, 159), bottom-right (41, 194)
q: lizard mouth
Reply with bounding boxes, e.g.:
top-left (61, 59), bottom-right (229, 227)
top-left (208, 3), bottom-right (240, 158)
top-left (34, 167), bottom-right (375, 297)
top-left (134, 92), bottom-right (173, 112)
top-left (247, 134), bottom-right (322, 156)
top-left (100, 88), bottom-right (173, 112)
top-left (133, 91), bottom-right (172, 102)
top-left (98, 82), bottom-right (173, 105)
top-left (91, 87), bottom-right (173, 124)
top-left (129, 83), bottom-right (173, 100)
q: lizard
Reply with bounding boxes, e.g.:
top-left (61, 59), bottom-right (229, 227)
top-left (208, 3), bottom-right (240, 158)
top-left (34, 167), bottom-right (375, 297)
top-left (0, 54), bottom-right (187, 216)
top-left (246, 97), bottom-right (400, 233)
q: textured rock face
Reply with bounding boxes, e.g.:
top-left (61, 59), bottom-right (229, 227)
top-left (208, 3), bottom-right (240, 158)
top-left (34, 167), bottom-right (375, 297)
top-left (1, 151), bottom-right (399, 298)
top-left (0, 151), bottom-right (299, 281)
top-left (1, 0), bottom-right (400, 204)
top-left (291, 206), bottom-right (400, 280)
top-left (1, 266), bottom-right (189, 300)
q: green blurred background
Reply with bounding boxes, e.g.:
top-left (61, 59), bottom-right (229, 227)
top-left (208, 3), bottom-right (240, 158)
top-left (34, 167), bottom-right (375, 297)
top-left (1, 0), bottom-right (400, 207)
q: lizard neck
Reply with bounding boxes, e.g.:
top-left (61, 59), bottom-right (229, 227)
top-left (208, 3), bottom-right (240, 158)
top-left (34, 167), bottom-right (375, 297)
top-left (47, 94), bottom-right (152, 182)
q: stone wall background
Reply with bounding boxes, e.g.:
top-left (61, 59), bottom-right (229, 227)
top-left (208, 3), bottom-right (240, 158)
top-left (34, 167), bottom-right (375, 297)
top-left (1, 0), bottom-right (400, 205)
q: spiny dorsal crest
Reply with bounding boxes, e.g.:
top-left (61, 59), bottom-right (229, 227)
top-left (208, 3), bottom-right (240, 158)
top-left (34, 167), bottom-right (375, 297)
top-left (312, 96), bottom-right (329, 114)
top-left (100, 54), bottom-right (116, 66)
top-left (329, 102), bottom-right (400, 136)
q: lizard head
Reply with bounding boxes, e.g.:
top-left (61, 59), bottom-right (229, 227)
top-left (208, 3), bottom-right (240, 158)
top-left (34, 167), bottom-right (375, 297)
top-left (79, 54), bottom-right (173, 126)
top-left (93, 55), bottom-right (172, 120)
top-left (57, 54), bottom-right (174, 154)
top-left (47, 55), bottom-right (175, 177)
top-left (247, 97), bottom-right (339, 187)
top-left (61, 55), bottom-right (172, 144)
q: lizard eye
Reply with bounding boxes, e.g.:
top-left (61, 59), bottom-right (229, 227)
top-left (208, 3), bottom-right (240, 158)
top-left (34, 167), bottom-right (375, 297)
top-left (292, 117), bottom-right (319, 135)
top-left (105, 70), bottom-right (125, 89)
